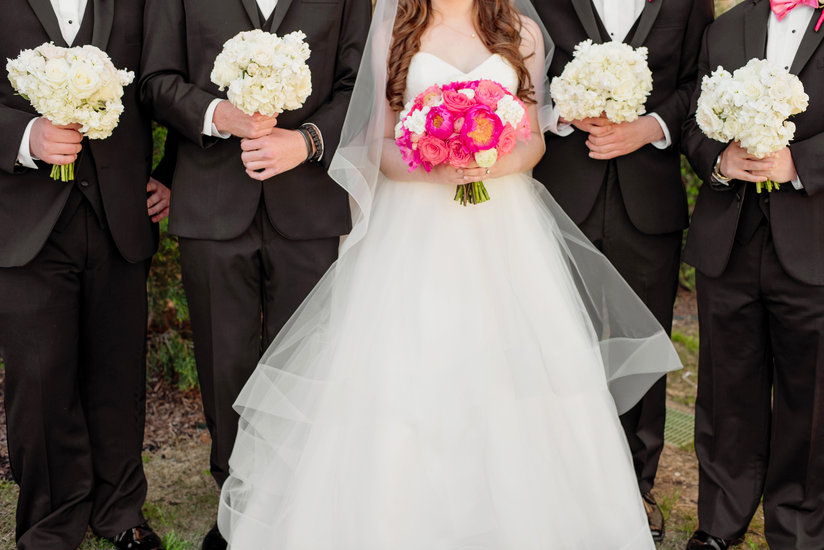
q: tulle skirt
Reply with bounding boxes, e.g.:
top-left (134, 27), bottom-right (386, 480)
top-left (218, 173), bottom-right (674, 549)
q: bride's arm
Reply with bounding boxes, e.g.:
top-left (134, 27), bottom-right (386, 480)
top-left (380, 100), bottom-right (467, 184)
top-left (456, 17), bottom-right (547, 183)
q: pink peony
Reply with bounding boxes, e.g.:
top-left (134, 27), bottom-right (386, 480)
top-left (425, 106), bottom-right (455, 140)
top-left (460, 105), bottom-right (504, 152)
top-left (418, 85), bottom-right (443, 107)
top-left (442, 90), bottom-right (475, 114)
top-left (446, 136), bottom-right (472, 168)
top-left (417, 135), bottom-right (449, 165)
top-left (475, 80), bottom-right (506, 109)
top-left (496, 124), bottom-right (517, 155)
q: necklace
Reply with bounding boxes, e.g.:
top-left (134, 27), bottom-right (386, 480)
top-left (436, 20), bottom-right (478, 40)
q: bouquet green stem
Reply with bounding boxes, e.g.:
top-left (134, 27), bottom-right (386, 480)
top-left (756, 179), bottom-right (780, 194)
top-left (50, 162), bottom-right (76, 183)
top-left (454, 181), bottom-right (490, 206)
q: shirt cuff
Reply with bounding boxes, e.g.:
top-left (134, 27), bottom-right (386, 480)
top-left (648, 113), bottom-right (672, 150)
top-left (791, 175), bottom-right (803, 191)
top-left (546, 105), bottom-right (574, 137)
top-left (203, 99), bottom-right (231, 139)
top-left (17, 118), bottom-right (39, 169)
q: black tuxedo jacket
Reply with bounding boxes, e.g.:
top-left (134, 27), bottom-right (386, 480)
top-left (532, 0), bottom-right (713, 235)
top-left (0, 0), bottom-right (155, 267)
top-left (682, 0), bottom-right (824, 286)
top-left (140, 0), bottom-right (370, 242)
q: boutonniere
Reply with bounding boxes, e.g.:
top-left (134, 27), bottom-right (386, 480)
top-left (817, 2), bottom-right (824, 32)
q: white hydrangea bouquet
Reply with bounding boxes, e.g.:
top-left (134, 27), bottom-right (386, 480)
top-left (696, 58), bottom-right (809, 193)
top-left (550, 40), bottom-right (653, 124)
top-left (210, 29), bottom-right (312, 116)
top-left (6, 42), bottom-right (134, 182)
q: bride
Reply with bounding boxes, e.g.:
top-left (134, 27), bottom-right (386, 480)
top-left (218, 0), bottom-right (680, 547)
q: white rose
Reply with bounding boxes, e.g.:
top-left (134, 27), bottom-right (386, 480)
top-left (43, 58), bottom-right (70, 86)
top-left (474, 148), bottom-right (498, 168)
top-left (68, 62), bottom-right (102, 99)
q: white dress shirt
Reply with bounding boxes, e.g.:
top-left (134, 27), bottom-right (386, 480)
top-left (17, 0), bottom-right (88, 169)
top-left (203, 0), bottom-right (279, 139)
top-left (549, 0), bottom-right (671, 149)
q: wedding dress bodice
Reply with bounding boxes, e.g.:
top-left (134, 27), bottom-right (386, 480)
top-left (404, 52), bottom-right (519, 104)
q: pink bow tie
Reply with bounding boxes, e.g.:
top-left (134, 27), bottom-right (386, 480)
top-left (770, 0), bottom-right (824, 31)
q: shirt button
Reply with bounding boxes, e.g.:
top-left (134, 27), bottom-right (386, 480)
top-left (792, 29), bottom-right (797, 33)
top-left (68, 20), bottom-right (72, 24)
top-left (79, 180), bottom-right (90, 188)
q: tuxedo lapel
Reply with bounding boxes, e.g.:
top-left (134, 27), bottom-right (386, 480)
top-left (744, 0), bottom-right (769, 61)
top-left (790, 8), bottom-right (824, 74)
top-left (25, 0), bottom-right (67, 46)
top-left (571, 0), bottom-right (603, 43)
top-left (629, 0), bottom-right (664, 48)
top-left (240, 0), bottom-right (262, 28)
top-left (92, 0), bottom-right (114, 50)
top-left (268, 0), bottom-right (294, 33)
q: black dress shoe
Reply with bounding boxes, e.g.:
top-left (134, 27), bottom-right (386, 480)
top-left (202, 523), bottom-right (227, 550)
top-left (641, 492), bottom-right (664, 542)
top-left (686, 530), bottom-right (742, 549)
top-left (109, 521), bottom-right (163, 549)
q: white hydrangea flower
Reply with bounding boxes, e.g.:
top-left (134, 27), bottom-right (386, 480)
top-left (549, 39), bottom-right (653, 123)
top-left (696, 58), bottom-right (808, 158)
top-left (211, 30), bottom-right (313, 116)
top-left (495, 95), bottom-right (525, 127)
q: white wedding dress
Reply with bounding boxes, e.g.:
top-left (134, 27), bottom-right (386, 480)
top-left (218, 52), bottom-right (660, 549)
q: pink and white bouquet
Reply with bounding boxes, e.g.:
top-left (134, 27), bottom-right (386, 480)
top-left (394, 79), bottom-right (530, 205)
top-left (6, 42), bottom-right (134, 182)
top-left (550, 40), bottom-right (653, 123)
top-left (210, 29), bottom-right (312, 116)
top-left (696, 58), bottom-right (808, 193)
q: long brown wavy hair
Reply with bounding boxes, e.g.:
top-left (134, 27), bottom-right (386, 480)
top-left (386, 0), bottom-right (536, 111)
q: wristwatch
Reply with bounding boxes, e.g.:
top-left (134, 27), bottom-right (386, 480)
top-left (712, 155), bottom-right (732, 185)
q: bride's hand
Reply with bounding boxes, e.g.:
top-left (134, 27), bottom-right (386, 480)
top-left (424, 163), bottom-right (472, 185)
top-left (456, 161), bottom-right (496, 182)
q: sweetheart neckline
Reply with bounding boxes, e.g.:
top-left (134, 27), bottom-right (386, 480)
top-left (412, 51), bottom-right (500, 76)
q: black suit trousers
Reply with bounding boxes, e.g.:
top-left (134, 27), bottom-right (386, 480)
top-left (694, 222), bottom-right (824, 548)
top-left (578, 162), bottom-right (682, 493)
top-left (179, 202), bottom-right (338, 487)
top-left (0, 196), bottom-right (149, 549)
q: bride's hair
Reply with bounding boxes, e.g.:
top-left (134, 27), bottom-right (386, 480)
top-left (386, 0), bottom-right (536, 111)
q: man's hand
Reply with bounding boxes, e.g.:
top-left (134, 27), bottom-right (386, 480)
top-left (567, 115), bottom-right (613, 134)
top-left (213, 100), bottom-right (278, 139)
top-left (719, 142), bottom-right (772, 183)
top-left (29, 118), bottom-right (83, 165)
top-left (584, 116), bottom-right (665, 160)
top-left (146, 178), bottom-right (171, 222)
top-left (749, 147), bottom-right (798, 184)
top-left (240, 129), bottom-right (309, 181)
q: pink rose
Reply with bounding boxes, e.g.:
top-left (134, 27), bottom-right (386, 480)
top-left (419, 85), bottom-right (443, 107)
top-left (417, 135), bottom-right (449, 166)
top-left (496, 124), bottom-right (517, 156)
top-left (447, 136), bottom-right (472, 168)
top-left (442, 90), bottom-right (475, 114)
top-left (453, 117), bottom-right (464, 132)
top-left (476, 80), bottom-right (506, 109)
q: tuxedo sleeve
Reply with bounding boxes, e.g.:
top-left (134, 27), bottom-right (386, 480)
top-left (300, 0), bottom-right (370, 170)
top-left (139, 0), bottom-right (220, 149)
top-left (651, 0), bottom-right (714, 151)
top-left (151, 129), bottom-right (178, 187)
top-left (681, 27), bottom-right (729, 190)
top-left (0, 105), bottom-right (37, 174)
top-left (789, 133), bottom-right (824, 197)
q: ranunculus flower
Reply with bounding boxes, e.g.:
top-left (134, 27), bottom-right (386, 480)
top-left (460, 105), bottom-right (503, 152)
top-left (425, 106), bottom-right (455, 140)
top-left (442, 89), bottom-right (475, 114)
top-left (496, 124), bottom-right (517, 155)
top-left (474, 148), bottom-right (498, 168)
top-left (446, 136), bottom-right (472, 168)
top-left (475, 80), bottom-right (506, 108)
top-left (417, 135), bottom-right (449, 166)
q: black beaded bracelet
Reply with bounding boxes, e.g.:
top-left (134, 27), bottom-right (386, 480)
top-left (297, 128), bottom-right (313, 163)
top-left (300, 123), bottom-right (323, 163)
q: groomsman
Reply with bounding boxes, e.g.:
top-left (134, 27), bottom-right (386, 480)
top-left (0, 0), bottom-right (169, 548)
top-left (531, 0), bottom-right (713, 540)
top-left (681, 1), bottom-right (824, 548)
top-left (140, 1), bottom-right (370, 547)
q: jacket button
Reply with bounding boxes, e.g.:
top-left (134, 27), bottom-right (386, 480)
top-left (79, 180), bottom-right (89, 188)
